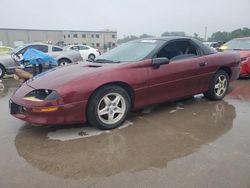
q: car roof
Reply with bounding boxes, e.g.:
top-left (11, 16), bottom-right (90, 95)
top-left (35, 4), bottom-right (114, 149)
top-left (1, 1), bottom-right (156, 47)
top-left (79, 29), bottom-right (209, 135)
top-left (64, 44), bottom-right (92, 49)
top-left (66, 44), bottom-right (89, 47)
top-left (232, 37), bottom-right (250, 40)
top-left (23, 42), bottom-right (61, 48)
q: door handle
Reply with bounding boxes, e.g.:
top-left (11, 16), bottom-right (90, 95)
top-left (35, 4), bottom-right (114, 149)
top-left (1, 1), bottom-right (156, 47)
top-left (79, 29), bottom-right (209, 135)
top-left (199, 62), bottom-right (207, 67)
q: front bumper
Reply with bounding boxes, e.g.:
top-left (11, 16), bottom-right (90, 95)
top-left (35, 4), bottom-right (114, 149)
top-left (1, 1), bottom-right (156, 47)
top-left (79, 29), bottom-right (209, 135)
top-left (239, 62), bottom-right (250, 78)
top-left (230, 66), bottom-right (240, 81)
top-left (9, 99), bottom-right (88, 125)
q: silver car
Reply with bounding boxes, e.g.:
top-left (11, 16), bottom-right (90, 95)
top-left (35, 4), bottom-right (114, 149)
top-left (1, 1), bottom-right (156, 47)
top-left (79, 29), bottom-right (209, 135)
top-left (0, 43), bottom-right (83, 78)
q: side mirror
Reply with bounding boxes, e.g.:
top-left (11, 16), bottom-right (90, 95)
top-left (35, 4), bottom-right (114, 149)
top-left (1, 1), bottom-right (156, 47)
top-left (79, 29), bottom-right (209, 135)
top-left (152, 57), bottom-right (169, 69)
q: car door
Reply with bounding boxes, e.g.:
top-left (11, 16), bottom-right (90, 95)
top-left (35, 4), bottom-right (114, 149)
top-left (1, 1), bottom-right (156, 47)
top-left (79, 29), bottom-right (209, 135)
top-left (79, 45), bottom-right (90, 59)
top-left (147, 39), bottom-right (208, 105)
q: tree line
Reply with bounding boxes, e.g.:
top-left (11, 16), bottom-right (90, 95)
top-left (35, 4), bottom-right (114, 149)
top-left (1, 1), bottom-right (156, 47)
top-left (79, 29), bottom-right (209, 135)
top-left (117, 27), bottom-right (250, 43)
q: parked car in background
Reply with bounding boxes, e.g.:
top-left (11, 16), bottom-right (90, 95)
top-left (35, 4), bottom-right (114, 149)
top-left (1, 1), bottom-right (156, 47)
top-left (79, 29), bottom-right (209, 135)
top-left (0, 43), bottom-right (82, 78)
top-left (10, 37), bottom-right (240, 130)
top-left (219, 37), bottom-right (250, 78)
top-left (0, 46), bottom-right (13, 55)
top-left (64, 44), bottom-right (100, 60)
top-left (203, 42), bottom-right (224, 50)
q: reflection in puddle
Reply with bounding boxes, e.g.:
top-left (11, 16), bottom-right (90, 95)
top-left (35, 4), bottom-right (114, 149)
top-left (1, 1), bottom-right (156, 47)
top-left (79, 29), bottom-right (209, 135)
top-left (15, 98), bottom-right (236, 179)
top-left (47, 121), bottom-right (133, 141)
top-left (228, 80), bottom-right (250, 101)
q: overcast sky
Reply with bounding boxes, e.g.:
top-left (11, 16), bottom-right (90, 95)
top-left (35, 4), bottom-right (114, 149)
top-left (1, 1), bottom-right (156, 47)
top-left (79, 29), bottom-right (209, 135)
top-left (0, 0), bottom-right (249, 38)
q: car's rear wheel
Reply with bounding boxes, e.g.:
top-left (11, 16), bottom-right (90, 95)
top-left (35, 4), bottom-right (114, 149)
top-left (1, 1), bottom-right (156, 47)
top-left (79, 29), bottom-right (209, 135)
top-left (88, 54), bottom-right (95, 61)
top-left (0, 65), bottom-right (5, 79)
top-left (58, 59), bottom-right (71, 66)
top-left (87, 85), bottom-right (131, 130)
top-left (204, 70), bottom-right (229, 100)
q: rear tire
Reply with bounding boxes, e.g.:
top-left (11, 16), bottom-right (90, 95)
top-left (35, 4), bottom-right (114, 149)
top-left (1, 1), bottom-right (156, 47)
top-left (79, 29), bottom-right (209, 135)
top-left (88, 54), bottom-right (95, 61)
top-left (0, 65), bottom-right (5, 79)
top-left (58, 59), bottom-right (71, 66)
top-left (204, 70), bottom-right (229, 100)
top-left (87, 85), bottom-right (131, 130)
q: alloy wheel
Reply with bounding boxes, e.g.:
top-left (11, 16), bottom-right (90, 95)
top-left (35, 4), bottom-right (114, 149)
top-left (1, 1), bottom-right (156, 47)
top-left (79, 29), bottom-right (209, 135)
top-left (97, 93), bottom-right (126, 125)
top-left (214, 75), bottom-right (227, 97)
top-left (59, 62), bottom-right (68, 66)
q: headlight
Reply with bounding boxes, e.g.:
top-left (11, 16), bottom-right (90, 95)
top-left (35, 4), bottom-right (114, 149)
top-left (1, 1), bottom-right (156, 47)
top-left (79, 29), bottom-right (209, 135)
top-left (23, 89), bottom-right (60, 102)
top-left (240, 57), bottom-right (250, 63)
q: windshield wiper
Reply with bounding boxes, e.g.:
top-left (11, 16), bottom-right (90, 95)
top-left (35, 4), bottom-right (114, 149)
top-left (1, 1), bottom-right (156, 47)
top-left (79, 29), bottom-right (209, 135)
top-left (95, 59), bottom-right (121, 63)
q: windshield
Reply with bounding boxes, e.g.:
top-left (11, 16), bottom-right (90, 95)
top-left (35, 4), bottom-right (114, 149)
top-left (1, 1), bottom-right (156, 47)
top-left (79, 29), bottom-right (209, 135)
top-left (96, 40), bottom-right (161, 62)
top-left (12, 45), bottom-right (25, 54)
top-left (222, 38), bottom-right (250, 50)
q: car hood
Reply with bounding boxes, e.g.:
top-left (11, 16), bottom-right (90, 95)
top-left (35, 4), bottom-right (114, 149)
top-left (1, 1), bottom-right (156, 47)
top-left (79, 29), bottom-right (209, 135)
top-left (238, 50), bottom-right (250, 58)
top-left (0, 54), bottom-right (14, 62)
top-left (26, 62), bottom-right (117, 90)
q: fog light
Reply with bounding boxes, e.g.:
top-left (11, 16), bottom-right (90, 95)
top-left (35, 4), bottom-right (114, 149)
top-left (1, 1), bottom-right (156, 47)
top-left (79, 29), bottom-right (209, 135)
top-left (32, 107), bottom-right (58, 113)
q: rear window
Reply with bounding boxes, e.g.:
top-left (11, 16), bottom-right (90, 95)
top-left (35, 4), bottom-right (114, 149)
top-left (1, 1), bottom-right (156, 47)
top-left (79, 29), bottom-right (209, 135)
top-left (52, 46), bottom-right (63, 51)
top-left (79, 46), bottom-right (89, 50)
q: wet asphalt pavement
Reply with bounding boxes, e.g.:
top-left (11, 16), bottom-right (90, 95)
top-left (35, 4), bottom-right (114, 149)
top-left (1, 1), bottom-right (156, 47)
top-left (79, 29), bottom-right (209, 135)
top-left (0, 79), bottom-right (250, 188)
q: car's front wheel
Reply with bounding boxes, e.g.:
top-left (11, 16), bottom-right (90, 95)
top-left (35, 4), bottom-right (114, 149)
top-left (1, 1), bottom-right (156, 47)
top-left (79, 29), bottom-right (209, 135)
top-left (87, 85), bottom-right (131, 130)
top-left (204, 70), bottom-right (229, 100)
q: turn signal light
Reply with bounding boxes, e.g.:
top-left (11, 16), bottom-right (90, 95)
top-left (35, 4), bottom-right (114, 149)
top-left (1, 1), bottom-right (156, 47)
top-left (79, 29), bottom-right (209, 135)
top-left (31, 107), bottom-right (58, 113)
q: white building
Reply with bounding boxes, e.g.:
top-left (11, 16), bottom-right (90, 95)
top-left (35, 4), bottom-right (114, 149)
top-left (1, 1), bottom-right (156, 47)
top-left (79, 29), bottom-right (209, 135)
top-left (0, 28), bottom-right (117, 50)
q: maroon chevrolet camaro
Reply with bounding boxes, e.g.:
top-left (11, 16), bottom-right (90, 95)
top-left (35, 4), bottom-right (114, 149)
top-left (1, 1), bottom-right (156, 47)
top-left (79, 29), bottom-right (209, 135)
top-left (10, 37), bottom-right (240, 129)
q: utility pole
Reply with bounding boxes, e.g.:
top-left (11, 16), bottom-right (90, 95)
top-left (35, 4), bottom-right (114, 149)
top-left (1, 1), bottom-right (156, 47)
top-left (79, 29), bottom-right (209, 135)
top-left (204, 26), bottom-right (207, 41)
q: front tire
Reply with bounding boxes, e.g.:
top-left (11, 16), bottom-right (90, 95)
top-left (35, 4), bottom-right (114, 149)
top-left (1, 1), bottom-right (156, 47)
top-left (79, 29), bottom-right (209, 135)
top-left (87, 85), bottom-right (131, 130)
top-left (204, 70), bottom-right (229, 100)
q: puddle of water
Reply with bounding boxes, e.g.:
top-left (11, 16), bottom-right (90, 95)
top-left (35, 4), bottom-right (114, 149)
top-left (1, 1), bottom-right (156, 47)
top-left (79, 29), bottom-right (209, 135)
top-left (47, 121), bottom-right (133, 141)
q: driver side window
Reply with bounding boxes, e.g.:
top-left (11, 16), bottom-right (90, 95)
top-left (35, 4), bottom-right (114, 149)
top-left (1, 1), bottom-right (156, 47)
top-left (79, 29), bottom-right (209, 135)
top-left (157, 40), bottom-right (199, 61)
top-left (71, 46), bottom-right (80, 50)
top-left (17, 45), bottom-right (48, 55)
